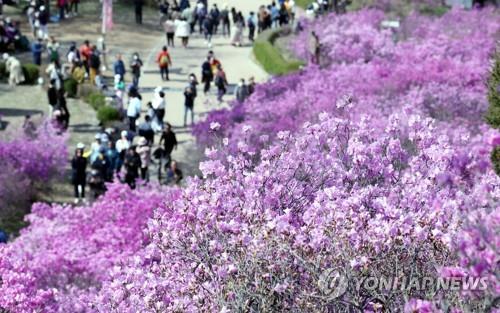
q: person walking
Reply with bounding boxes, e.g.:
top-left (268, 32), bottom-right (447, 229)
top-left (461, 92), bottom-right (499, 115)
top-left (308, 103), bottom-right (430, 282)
top-left (201, 56), bottom-right (213, 94)
top-left (124, 146), bottom-right (141, 189)
top-left (2, 53), bottom-right (24, 86)
top-left (71, 144), bottom-right (87, 204)
top-left (47, 36), bottom-right (60, 65)
top-left (38, 6), bottom-right (49, 38)
top-left (130, 52), bottom-right (143, 88)
top-left (159, 123), bottom-right (177, 165)
top-left (248, 76), bottom-right (256, 95)
top-left (214, 64), bottom-right (228, 103)
top-left (47, 79), bottom-right (58, 116)
top-left (164, 16), bottom-right (176, 47)
top-left (115, 130), bottom-right (130, 175)
top-left (79, 40), bottom-right (92, 75)
top-left (89, 46), bottom-right (100, 85)
top-left (175, 17), bottom-right (190, 47)
top-left (156, 46), bottom-right (172, 81)
top-left (152, 87), bottom-right (166, 126)
top-left (134, 0), bottom-right (144, 24)
top-left (203, 15), bottom-right (214, 47)
top-left (188, 73), bottom-right (198, 101)
top-left (113, 54), bottom-right (126, 81)
top-left (136, 137), bottom-right (151, 182)
top-left (309, 31), bottom-right (321, 65)
top-left (234, 78), bottom-right (249, 103)
top-left (196, 1), bottom-right (207, 34)
top-left (127, 89), bottom-right (142, 132)
top-left (209, 4), bottom-right (220, 34)
top-left (69, 0), bottom-right (79, 15)
top-left (58, 0), bottom-right (67, 20)
top-left (247, 12), bottom-right (256, 42)
top-left (231, 12), bottom-right (245, 46)
top-left (183, 86), bottom-right (195, 126)
top-left (220, 5), bottom-right (230, 37)
top-left (31, 37), bottom-right (43, 65)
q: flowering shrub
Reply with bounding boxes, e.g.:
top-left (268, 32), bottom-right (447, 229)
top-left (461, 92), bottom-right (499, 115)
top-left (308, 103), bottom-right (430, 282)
top-left (0, 121), bottom-right (67, 233)
top-left (195, 8), bottom-right (499, 153)
top-left (93, 113), bottom-right (498, 312)
top-left (0, 183), bottom-right (179, 312)
top-left (1, 7), bottom-right (499, 313)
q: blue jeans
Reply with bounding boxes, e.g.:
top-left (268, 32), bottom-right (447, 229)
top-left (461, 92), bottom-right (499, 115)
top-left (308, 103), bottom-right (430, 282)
top-left (184, 106), bottom-right (194, 126)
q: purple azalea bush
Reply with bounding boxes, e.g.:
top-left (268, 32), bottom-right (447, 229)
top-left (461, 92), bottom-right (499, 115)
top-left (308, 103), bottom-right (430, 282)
top-left (195, 8), bottom-right (499, 153)
top-left (0, 121), bottom-right (67, 229)
top-left (95, 112), bottom-right (498, 312)
top-left (0, 183), bottom-right (180, 312)
top-left (0, 6), bottom-right (499, 313)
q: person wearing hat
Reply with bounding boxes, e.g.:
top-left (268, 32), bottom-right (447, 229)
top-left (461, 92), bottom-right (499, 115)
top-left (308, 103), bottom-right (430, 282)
top-left (136, 137), bottom-right (151, 182)
top-left (2, 53), bottom-right (25, 86)
top-left (89, 133), bottom-right (103, 164)
top-left (71, 143), bottom-right (88, 204)
top-left (115, 130), bottom-right (131, 175)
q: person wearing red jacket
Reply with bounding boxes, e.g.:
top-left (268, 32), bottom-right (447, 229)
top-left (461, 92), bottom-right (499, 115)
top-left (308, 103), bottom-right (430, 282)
top-left (79, 40), bottom-right (92, 74)
top-left (156, 46), bottom-right (172, 81)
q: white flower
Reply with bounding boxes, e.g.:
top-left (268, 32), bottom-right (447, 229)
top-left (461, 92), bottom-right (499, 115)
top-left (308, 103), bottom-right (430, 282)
top-left (210, 122), bottom-right (221, 131)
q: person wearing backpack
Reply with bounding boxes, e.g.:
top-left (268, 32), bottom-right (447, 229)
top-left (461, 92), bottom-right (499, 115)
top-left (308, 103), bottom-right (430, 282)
top-left (156, 46), bottom-right (172, 81)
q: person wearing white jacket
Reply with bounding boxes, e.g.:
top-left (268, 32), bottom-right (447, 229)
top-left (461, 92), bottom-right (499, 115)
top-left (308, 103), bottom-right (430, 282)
top-left (152, 86), bottom-right (166, 131)
top-left (175, 17), bottom-right (191, 48)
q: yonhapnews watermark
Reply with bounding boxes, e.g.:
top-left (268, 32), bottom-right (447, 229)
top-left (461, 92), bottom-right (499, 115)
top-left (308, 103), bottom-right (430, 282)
top-left (318, 269), bottom-right (488, 300)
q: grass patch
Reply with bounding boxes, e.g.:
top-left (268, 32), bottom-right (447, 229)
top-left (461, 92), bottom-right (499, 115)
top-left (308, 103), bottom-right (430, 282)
top-left (85, 92), bottom-right (106, 111)
top-left (419, 4), bottom-right (448, 16)
top-left (253, 28), bottom-right (304, 76)
top-left (295, 0), bottom-right (314, 8)
top-left (97, 105), bottom-right (121, 125)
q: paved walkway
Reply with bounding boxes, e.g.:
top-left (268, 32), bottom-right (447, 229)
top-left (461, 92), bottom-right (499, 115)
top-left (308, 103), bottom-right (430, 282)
top-left (0, 0), bottom-right (270, 199)
top-left (131, 0), bottom-right (269, 178)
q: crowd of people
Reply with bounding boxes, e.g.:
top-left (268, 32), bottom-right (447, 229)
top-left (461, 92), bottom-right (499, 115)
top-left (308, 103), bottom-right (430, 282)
top-left (2, 0), bottom-right (271, 205)
top-left (70, 123), bottom-right (182, 203)
top-left (156, 0), bottom-right (298, 49)
top-left (0, 15), bottom-right (29, 52)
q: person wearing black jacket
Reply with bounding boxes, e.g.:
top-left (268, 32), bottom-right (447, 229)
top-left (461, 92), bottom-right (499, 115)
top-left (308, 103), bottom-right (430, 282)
top-left (201, 57), bottom-right (212, 94)
top-left (159, 123), bottom-right (178, 164)
top-left (134, 0), bottom-right (144, 24)
top-left (47, 79), bottom-right (58, 116)
top-left (124, 146), bottom-right (141, 189)
top-left (183, 86), bottom-right (195, 126)
top-left (89, 46), bottom-right (100, 85)
top-left (71, 146), bottom-right (87, 204)
top-left (57, 89), bottom-right (70, 129)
